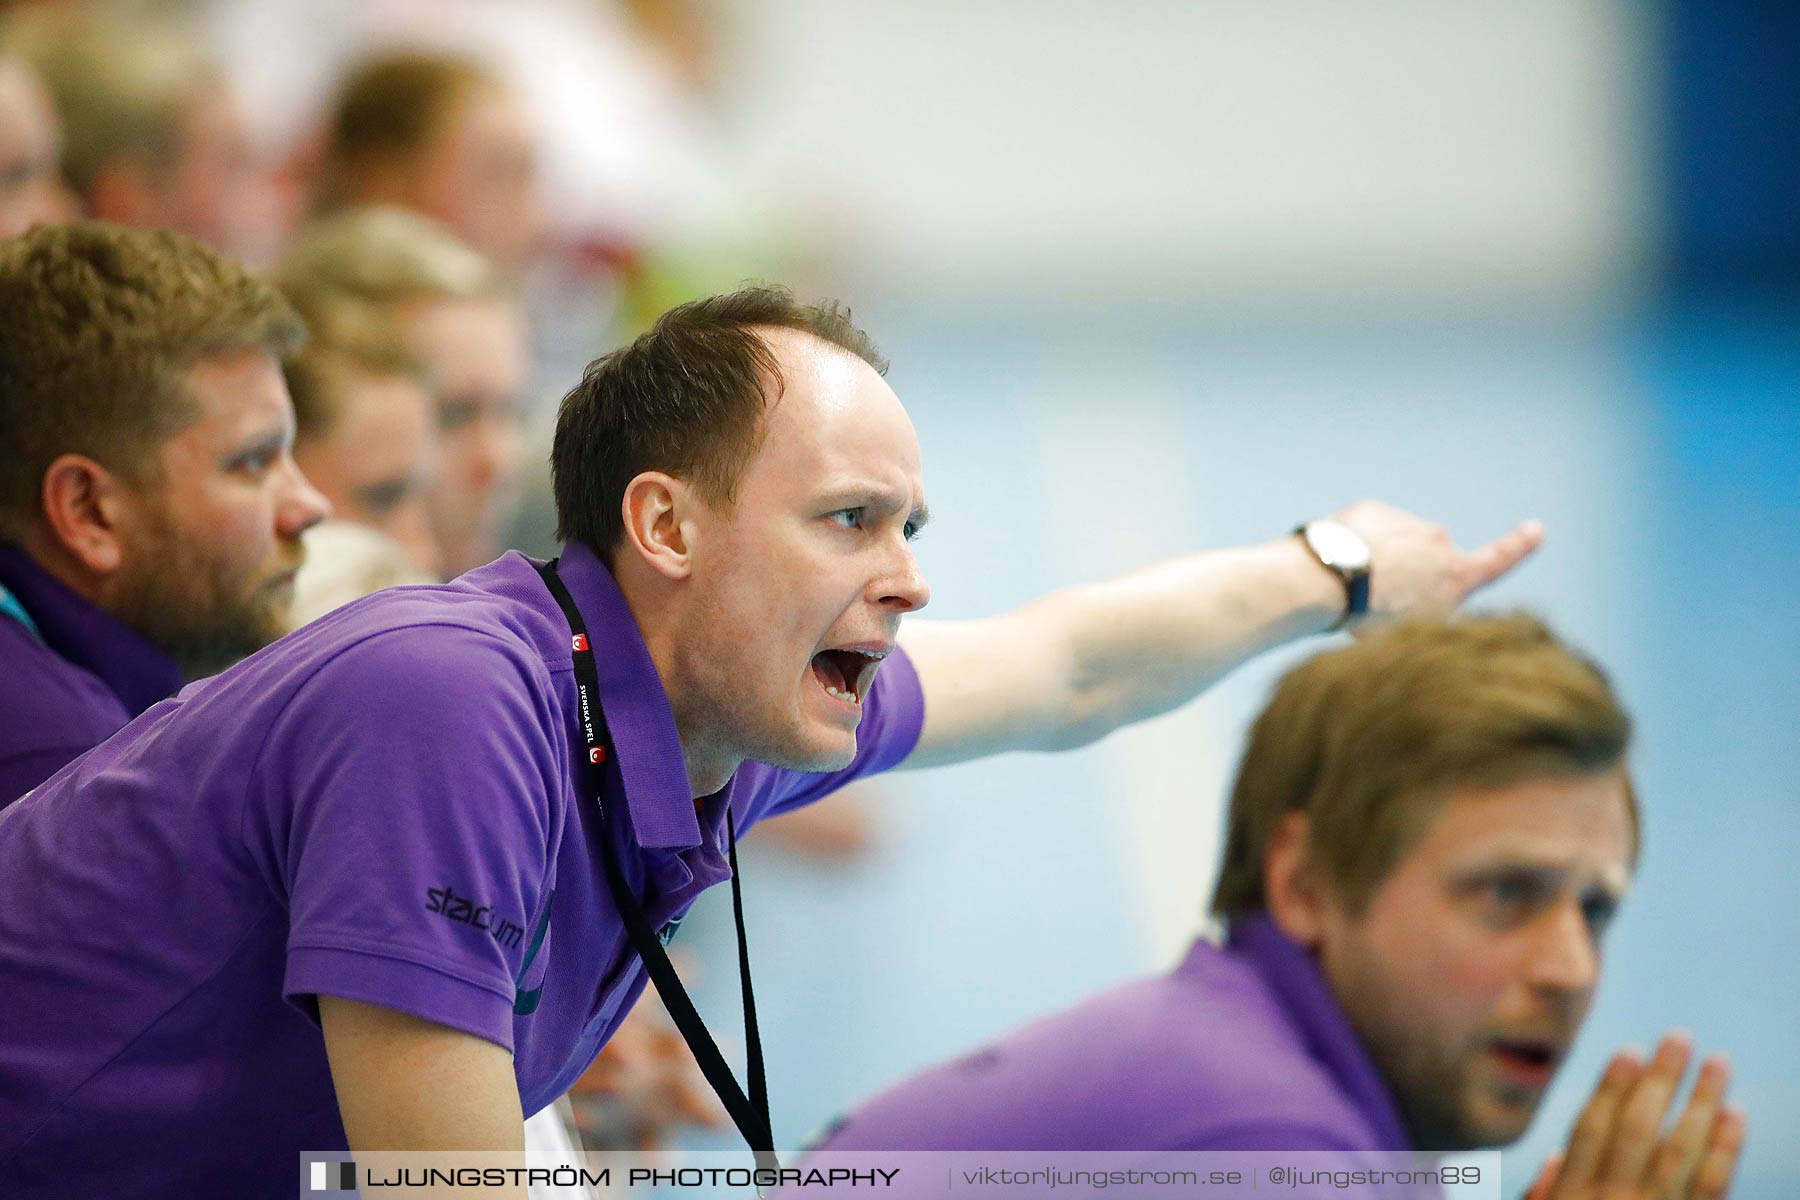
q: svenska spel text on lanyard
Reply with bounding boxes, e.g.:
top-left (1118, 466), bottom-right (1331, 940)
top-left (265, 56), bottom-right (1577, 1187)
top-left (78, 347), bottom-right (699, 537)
top-left (536, 559), bottom-right (778, 1170)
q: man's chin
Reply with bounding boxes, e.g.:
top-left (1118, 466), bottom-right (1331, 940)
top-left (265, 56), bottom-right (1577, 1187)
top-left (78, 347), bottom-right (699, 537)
top-left (754, 729), bottom-right (859, 775)
top-left (1453, 1090), bottom-right (1543, 1151)
top-left (1396, 1075), bottom-right (1540, 1153)
top-left (172, 599), bottom-right (293, 679)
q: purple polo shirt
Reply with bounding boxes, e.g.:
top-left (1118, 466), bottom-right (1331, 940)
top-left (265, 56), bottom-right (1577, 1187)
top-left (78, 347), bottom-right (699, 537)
top-left (811, 914), bottom-right (1412, 1152)
top-left (0, 541), bottom-right (924, 1198)
top-left (0, 544), bottom-right (183, 806)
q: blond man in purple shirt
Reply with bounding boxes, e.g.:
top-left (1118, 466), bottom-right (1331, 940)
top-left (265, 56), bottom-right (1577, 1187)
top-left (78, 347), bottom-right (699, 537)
top-left (812, 615), bottom-right (1745, 1200)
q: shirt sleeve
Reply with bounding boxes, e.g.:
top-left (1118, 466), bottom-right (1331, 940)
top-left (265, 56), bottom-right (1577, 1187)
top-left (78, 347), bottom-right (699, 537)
top-left (737, 645), bottom-right (926, 825)
top-left (0, 743), bottom-right (93, 810)
top-left (254, 624), bottom-right (566, 1053)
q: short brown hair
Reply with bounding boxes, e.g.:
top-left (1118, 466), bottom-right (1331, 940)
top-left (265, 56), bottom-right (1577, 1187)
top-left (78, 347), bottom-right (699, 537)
top-left (281, 285), bottom-right (424, 442)
top-left (317, 52), bottom-right (495, 210)
top-left (0, 221), bottom-right (302, 538)
top-left (1210, 612), bottom-right (1637, 919)
top-left (552, 285), bottom-right (887, 560)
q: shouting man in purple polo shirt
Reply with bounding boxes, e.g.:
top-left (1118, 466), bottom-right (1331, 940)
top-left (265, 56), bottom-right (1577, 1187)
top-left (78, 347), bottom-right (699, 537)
top-left (810, 615), bottom-right (1745, 1199)
top-left (0, 221), bottom-right (330, 806)
top-left (0, 286), bottom-right (1543, 1196)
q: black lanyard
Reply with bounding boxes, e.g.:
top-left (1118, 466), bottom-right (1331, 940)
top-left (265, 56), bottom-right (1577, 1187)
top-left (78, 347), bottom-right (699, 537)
top-left (535, 559), bottom-right (777, 1168)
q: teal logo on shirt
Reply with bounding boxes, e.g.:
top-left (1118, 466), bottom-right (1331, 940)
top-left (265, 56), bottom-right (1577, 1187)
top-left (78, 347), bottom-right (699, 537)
top-left (512, 891), bottom-right (554, 1016)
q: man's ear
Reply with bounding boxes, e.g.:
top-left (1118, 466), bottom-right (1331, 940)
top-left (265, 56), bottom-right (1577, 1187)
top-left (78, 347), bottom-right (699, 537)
top-left (1264, 810), bottom-right (1330, 949)
top-left (618, 471), bottom-right (699, 581)
top-left (39, 453), bottom-right (133, 576)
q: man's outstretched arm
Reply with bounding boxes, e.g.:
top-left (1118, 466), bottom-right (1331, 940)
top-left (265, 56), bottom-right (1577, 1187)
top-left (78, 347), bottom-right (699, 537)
top-left (898, 501), bottom-right (1544, 769)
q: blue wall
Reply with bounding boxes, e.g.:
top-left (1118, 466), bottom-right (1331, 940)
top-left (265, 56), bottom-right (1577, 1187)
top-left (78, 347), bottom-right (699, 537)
top-left (1664, 2), bottom-right (1800, 292)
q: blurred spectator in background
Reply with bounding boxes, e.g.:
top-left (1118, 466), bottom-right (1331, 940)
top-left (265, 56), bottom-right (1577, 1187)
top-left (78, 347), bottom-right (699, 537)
top-left (280, 206), bottom-right (528, 575)
top-left (0, 50), bottom-right (72, 237)
top-left (0, 221), bottom-right (327, 806)
top-left (283, 286), bottom-right (441, 579)
top-left (315, 50), bottom-right (543, 280)
top-left (3, 3), bottom-right (285, 263)
top-left (204, 0), bottom-right (757, 279)
top-left (283, 520), bottom-right (431, 633)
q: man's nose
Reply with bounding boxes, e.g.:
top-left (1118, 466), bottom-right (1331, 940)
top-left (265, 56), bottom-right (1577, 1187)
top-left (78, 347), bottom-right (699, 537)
top-left (878, 544), bottom-right (931, 614)
top-left (279, 457), bottom-right (332, 537)
top-left (1526, 902), bottom-right (1601, 996)
top-left (470, 417), bottom-right (525, 495)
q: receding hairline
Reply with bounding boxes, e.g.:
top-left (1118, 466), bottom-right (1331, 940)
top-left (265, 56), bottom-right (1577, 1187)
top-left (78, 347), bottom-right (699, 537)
top-left (744, 321), bottom-right (899, 411)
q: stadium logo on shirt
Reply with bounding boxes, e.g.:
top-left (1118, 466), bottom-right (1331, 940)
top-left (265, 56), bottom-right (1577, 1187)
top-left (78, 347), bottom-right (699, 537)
top-left (424, 885), bottom-right (526, 949)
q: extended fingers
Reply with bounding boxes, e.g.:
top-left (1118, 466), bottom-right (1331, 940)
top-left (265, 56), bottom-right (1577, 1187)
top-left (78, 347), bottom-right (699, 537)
top-left (1524, 1151), bottom-right (1563, 1200)
top-left (1648, 1055), bottom-right (1731, 1198)
top-left (1691, 1107), bottom-right (1747, 1200)
top-left (1559, 1049), bottom-right (1645, 1189)
top-left (1457, 518), bottom-right (1546, 595)
top-left (1600, 1033), bottom-right (1693, 1185)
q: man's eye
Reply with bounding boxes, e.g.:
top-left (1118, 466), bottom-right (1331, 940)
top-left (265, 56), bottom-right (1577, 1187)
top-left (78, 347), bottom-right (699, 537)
top-left (234, 450), bottom-right (277, 476)
top-left (829, 509), bottom-right (863, 530)
top-left (356, 480), bottom-right (410, 517)
top-left (903, 520), bottom-right (922, 542)
top-left (1580, 892), bottom-right (1620, 936)
top-left (1474, 877), bottom-right (1542, 925)
top-left (1488, 878), bottom-right (1528, 905)
top-left (438, 401), bottom-right (481, 432)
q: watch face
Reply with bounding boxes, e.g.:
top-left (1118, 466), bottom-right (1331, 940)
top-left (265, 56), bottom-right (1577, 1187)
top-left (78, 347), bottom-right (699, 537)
top-left (1308, 520), bottom-right (1372, 571)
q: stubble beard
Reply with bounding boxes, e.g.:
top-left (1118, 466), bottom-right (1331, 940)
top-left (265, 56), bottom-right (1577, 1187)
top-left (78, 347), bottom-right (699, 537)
top-left (109, 516), bottom-right (294, 680)
top-left (1355, 1005), bottom-right (1490, 1151)
top-left (1328, 951), bottom-right (1504, 1153)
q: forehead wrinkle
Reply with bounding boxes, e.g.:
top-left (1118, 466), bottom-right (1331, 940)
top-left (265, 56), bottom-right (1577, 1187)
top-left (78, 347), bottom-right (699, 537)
top-left (1445, 836), bottom-right (1635, 893)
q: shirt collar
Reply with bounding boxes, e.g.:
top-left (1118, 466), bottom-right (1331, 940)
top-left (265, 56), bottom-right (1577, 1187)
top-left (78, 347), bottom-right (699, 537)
top-left (0, 543), bottom-right (184, 718)
top-left (1212, 912), bottom-right (1414, 1149)
top-left (553, 540), bottom-right (702, 850)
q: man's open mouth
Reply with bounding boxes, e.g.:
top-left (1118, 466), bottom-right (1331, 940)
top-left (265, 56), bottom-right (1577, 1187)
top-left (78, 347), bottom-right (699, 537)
top-left (810, 647), bottom-right (888, 706)
top-left (1487, 1038), bottom-right (1563, 1087)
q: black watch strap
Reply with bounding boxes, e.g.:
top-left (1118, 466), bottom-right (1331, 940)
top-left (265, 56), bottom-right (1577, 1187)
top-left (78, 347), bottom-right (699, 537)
top-left (1342, 567), bottom-right (1371, 624)
top-left (1294, 522), bottom-right (1371, 631)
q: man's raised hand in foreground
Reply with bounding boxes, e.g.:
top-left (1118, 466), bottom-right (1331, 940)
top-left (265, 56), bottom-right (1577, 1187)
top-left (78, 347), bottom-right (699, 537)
top-left (1527, 1034), bottom-right (1746, 1200)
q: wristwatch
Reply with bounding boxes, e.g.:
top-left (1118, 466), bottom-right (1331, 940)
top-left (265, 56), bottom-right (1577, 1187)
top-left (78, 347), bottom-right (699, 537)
top-left (1295, 519), bottom-right (1371, 630)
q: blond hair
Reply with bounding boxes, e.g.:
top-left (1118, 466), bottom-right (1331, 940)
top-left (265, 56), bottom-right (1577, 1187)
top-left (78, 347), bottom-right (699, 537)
top-left (1210, 612), bottom-right (1638, 919)
top-left (288, 520), bottom-right (433, 631)
top-left (278, 206), bottom-right (503, 309)
top-left (0, 221), bottom-right (302, 538)
top-left (282, 285), bottom-right (425, 441)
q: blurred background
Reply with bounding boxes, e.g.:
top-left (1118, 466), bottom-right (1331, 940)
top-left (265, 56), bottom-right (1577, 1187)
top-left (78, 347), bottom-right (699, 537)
top-left (4, 0), bottom-right (1793, 1192)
